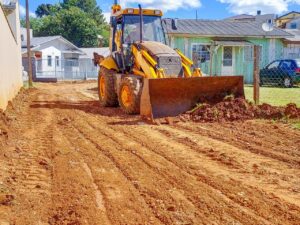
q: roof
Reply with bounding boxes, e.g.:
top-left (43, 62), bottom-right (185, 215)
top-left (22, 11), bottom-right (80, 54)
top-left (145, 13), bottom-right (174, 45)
top-left (224, 14), bottom-right (275, 22)
top-left (163, 19), bottom-right (292, 38)
top-left (277, 11), bottom-right (300, 20)
top-left (1, 2), bottom-right (16, 15)
top-left (80, 48), bottom-right (110, 59)
top-left (21, 36), bottom-right (83, 54)
top-left (224, 14), bottom-right (255, 21)
top-left (286, 17), bottom-right (300, 24)
top-left (283, 29), bottom-right (300, 42)
top-left (21, 36), bottom-right (61, 48)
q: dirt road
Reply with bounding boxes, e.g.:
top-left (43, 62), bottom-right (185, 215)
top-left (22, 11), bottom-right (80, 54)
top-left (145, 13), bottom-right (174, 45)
top-left (0, 82), bottom-right (299, 225)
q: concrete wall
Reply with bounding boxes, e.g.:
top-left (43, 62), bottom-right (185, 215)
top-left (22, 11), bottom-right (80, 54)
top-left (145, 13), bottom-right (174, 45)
top-left (0, 1), bottom-right (23, 110)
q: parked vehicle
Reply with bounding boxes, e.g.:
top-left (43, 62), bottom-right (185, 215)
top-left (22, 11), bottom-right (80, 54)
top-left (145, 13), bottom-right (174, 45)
top-left (260, 59), bottom-right (300, 87)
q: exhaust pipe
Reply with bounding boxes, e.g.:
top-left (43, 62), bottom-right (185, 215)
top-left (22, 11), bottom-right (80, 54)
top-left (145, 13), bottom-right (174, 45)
top-left (139, 4), bottom-right (143, 43)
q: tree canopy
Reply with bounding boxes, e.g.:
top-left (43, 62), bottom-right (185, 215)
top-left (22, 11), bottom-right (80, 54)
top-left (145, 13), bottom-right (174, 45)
top-left (23, 0), bottom-right (109, 48)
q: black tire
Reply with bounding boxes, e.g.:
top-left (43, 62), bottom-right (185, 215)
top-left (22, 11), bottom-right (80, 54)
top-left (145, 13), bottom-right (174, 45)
top-left (118, 76), bottom-right (142, 115)
top-left (98, 67), bottom-right (118, 107)
top-left (282, 77), bottom-right (293, 88)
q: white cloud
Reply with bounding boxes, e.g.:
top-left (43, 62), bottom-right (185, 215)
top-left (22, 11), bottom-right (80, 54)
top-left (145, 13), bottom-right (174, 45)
top-left (120, 0), bottom-right (201, 12)
top-left (218, 0), bottom-right (300, 15)
top-left (19, 4), bottom-right (36, 18)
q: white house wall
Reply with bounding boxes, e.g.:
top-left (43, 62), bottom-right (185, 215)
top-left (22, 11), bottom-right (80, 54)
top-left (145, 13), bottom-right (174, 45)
top-left (0, 2), bottom-right (23, 110)
top-left (284, 44), bottom-right (300, 58)
top-left (38, 45), bottom-right (61, 73)
top-left (20, 27), bottom-right (32, 42)
top-left (34, 38), bottom-right (82, 73)
top-left (286, 17), bottom-right (300, 29)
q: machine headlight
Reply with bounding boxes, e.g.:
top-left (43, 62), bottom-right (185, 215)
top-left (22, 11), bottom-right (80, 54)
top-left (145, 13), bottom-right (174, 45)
top-left (154, 10), bottom-right (161, 15)
top-left (127, 8), bottom-right (134, 14)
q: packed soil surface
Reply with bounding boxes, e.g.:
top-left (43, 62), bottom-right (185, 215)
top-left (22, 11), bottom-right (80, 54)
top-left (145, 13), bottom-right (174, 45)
top-left (184, 97), bottom-right (300, 122)
top-left (0, 82), bottom-right (300, 225)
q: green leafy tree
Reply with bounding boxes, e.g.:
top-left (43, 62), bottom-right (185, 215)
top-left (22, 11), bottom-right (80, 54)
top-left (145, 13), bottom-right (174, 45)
top-left (35, 4), bottom-right (61, 17)
top-left (62, 0), bottom-right (106, 26)
top-left (23, 0), bottom-right (110, 47)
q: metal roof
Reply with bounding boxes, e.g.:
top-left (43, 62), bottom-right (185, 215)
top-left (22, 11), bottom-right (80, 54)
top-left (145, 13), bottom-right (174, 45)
top-left (224, 14), bottom-right (275, 22)
top-left (21, 36), bottom-right (61, 48)
top-left (163, 19), bottom-right (292, 38)
top-left (277, 11), bottom-right (300, 20)
top-left (21, 35), bottom-right (83, 54)
top-left (283, 29), bottom-right (300, 42)
top-left (80, 47), bottom-right (110, 59)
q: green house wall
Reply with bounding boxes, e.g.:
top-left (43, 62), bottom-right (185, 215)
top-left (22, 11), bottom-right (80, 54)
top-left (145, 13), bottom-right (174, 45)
top-left (171, 36), bottom-right (285, 83)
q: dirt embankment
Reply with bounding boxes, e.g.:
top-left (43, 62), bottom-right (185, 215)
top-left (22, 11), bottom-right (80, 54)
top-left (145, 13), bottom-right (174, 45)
top-left (185, 97), bottom-right (300, 122)
top-left (0, 82), bottom-right (300, 225)
top-left (0, 88), bottom-right (36, 145)
top-left (0, 110), bottom-right (9, 143)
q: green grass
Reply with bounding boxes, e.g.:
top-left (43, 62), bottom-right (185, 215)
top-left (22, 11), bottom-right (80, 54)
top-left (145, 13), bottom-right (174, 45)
top-left (244, 86), bottom-right (300, 107)
top-left (291, 120), bottom-right (300, 130)
top-left (23, 81), bottom-right (38, 89)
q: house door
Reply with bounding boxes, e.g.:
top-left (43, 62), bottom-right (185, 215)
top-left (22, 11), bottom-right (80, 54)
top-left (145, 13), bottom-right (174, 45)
top-left (222, 46), bottom-right (234, 75)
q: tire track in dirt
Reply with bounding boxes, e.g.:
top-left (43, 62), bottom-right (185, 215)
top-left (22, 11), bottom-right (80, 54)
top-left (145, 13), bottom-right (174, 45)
top-left (68, 111), bottom-right (282, 224)
top-left (84, 117), bottom-right (300, 225)
top-left (151, 124), bottom-right (300, 207)
top-left (2, 82), bottom-right (299, 224)
top-left (176, 122), bottom-right (300, 167)
top-left (55, 112), bottom-right (163, 225)
top-left (6, 91), bottom-right (55, 225)
top-left (48, 123), bottom-right (112, 225)
top-left (77, 82), bottom-right (299, 225)
top-left (69, 120), bottom-right (204, 225)
top-left (0, 89), bottom-right (59, 224)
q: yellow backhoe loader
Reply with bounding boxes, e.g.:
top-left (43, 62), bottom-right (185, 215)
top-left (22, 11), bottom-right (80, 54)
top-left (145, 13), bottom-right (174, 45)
top-left (94, 1), bottom-right (244, 120)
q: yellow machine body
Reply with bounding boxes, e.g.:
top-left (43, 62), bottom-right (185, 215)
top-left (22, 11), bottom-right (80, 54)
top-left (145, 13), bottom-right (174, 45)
top-left (94, 2), bottom-right (245, 120)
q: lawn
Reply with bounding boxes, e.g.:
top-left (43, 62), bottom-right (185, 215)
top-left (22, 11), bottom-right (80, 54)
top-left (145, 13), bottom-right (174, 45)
top-left (244, 86), bottom-right (300, 107)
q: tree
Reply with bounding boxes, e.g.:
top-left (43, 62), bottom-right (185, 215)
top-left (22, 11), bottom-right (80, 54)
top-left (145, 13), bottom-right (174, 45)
top-left (35, 4), bottom-right (61, 18)
top-left (27, 0), bottom-right (109, 47)
top-left (62, 0), bottom-right (106, 25)
top-left (62, 0), bottom-right (97, 12)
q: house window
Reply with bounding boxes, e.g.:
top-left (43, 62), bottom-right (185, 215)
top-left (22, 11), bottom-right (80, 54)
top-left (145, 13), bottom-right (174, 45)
top-left (21, 35), bottom-right (24, 42)
top-left (192, 44), bottom-right (211, 67)
top-left (291, 23), bottom-right (297, 29)
top-left (55, 56), bottom-right (60, 67)
top-left (47, 56), bottom-right (52, 67)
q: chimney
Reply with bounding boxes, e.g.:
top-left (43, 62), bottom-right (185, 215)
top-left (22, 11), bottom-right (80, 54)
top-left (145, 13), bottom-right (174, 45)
top-left (172, 18), bottom-right (178, 30)
top-left (257, 10), bottom-right (261, 15)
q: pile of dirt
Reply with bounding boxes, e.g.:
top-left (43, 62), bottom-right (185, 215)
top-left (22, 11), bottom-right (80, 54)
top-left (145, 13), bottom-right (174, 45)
top-left (184, 97), bottom-right (300, 122)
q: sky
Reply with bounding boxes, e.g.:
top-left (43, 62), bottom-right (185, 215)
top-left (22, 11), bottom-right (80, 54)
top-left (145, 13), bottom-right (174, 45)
top-left (18, 0), bottom-right (300, 21)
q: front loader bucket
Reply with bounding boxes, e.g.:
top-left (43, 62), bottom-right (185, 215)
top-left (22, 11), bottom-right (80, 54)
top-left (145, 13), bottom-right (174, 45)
top-left (140, 76), bottom-right (244, 119)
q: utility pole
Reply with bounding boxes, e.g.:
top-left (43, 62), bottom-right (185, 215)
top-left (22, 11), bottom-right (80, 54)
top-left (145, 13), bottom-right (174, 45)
top-left (253, 45), bottom-right (260, 105)
top-left (26, 0), bottom-right (33, 87)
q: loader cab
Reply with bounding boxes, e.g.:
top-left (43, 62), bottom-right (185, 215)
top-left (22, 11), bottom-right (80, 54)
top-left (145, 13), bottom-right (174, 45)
top-left (110, 9), bottom-right (166, 71)
top-left (122, 15), bottom-right (166, 44)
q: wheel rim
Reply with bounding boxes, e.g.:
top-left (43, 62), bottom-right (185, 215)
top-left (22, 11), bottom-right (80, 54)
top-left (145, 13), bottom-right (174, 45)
top-left (121, 85), bottom-right (132, 108)
top-left (284, 78), bottom-right (291, 87)
top-left (99, 76), bottom-right (105, 98)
